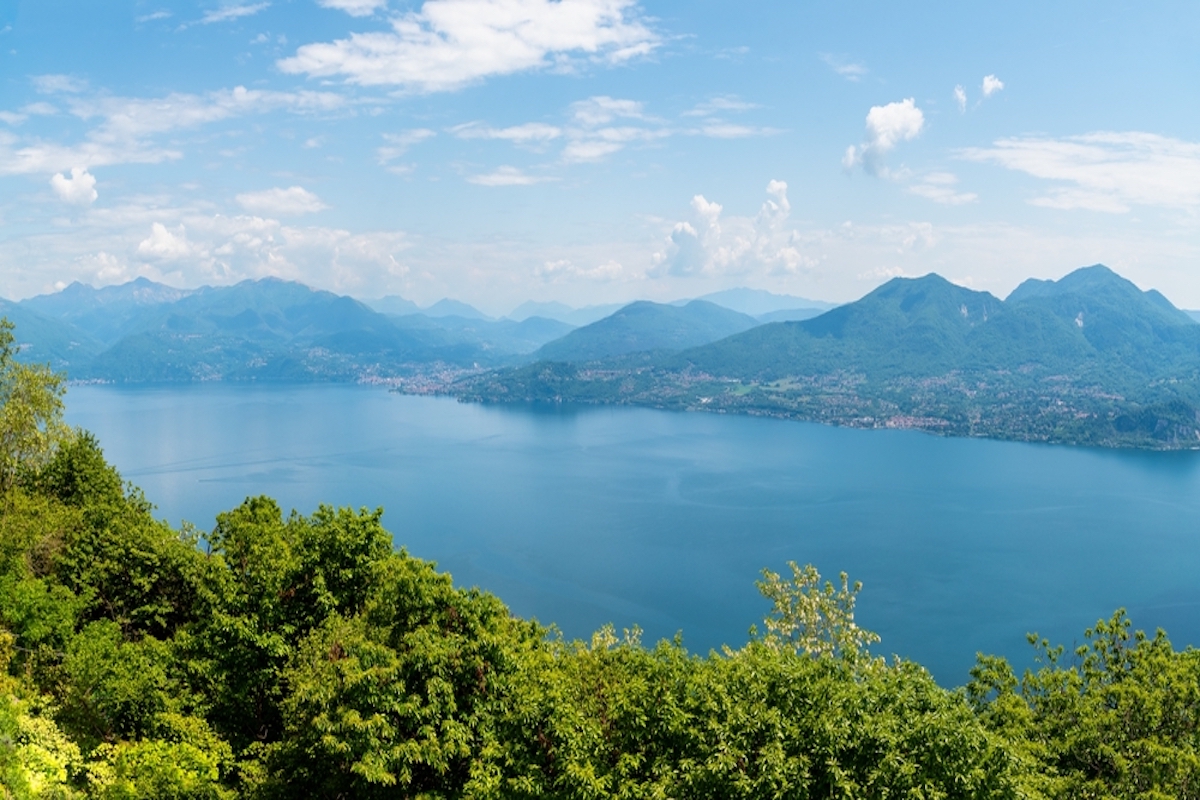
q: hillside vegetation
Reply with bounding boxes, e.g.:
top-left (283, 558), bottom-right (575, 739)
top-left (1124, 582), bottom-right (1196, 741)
top-left (3, 318), bottom-right (1200, 798)
top-left (453, 265), bottom-right (1200, 449)
top-left (535, 300), bottom-right (759, 362)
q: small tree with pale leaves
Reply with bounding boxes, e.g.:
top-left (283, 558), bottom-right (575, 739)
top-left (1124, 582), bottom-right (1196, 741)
top-left (756, 561), bottom-right (880, 659)
top-left (0, 318), bottom-right (68, 492)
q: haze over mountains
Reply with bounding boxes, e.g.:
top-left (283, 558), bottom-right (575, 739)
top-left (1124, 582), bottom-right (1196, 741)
top-left (1, 278), bottom-right (831, 382)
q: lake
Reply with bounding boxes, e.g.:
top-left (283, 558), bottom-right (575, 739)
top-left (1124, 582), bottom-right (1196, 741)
top-left (65, 383), bottom-right (1200, 684)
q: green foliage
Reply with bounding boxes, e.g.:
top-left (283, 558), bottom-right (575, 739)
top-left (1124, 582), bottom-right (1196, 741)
top-left (0, 319), bottom-right (69, 492)
top-left (969, 610), bottom-right (1200, 799)
top-left (756, 561), bottom-right (880, 659)
top-left (0, 631), bottom-right (84, 800)
top-left (0, 319), bottom-right (1196, 798)
top-left (536, 300), bottom-right (758, 362)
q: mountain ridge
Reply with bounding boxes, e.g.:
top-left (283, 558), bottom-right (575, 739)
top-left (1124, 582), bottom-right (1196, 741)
top-left (448, 265), bottom-right (1200, 449)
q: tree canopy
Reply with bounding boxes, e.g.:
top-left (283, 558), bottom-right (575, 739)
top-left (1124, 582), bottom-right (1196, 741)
top-left (1, 316), bottom-right (1197, 799)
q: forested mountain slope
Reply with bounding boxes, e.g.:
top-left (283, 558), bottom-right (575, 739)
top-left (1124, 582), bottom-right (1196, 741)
top-left (450, 265), bottom-right (1200, 448)
top-left (535, 299), bottom-right (760, 362)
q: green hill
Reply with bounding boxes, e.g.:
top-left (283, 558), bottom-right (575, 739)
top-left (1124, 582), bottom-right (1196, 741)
top-left (536, 300), bottom-right (760, 362)
top-left (450, 265), bottom-right (1200, 448)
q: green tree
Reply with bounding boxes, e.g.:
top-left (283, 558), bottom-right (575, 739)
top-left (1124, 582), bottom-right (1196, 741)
top-left (755, 561), bottom-right (880, 659)
top-left (969, 610), bottom-right (1200, 799)
top-left (0, 319), bottom-right (69, 493)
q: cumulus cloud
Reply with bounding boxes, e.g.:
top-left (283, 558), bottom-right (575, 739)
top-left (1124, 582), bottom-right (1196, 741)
top-left (954, 85), bottom-right (967, 113)
top-left (909, 172), bottom-right (977, 206)
top-left (959, 131), bottom-right (1200, 212)
top-left (843, 98), bottom-right (924, 176)
top-left (137, 223), bottom-right (196, 260)
top-left (317, 0), bottom-right (388, 16)
top-left (982, 74), bottom-right (1004, 97)
top-left (201, 3), bottom-right (270, 24)
top-left (50, 167), bottom-right (98, 204)
top-left (277, 0), bottom-right (659, 92)
top-left (236, 186), bottom-right (329, 216)
top-left (651, 180), bottom-right (815, 278)
top-left (466, 166), bottom-right (553, 186)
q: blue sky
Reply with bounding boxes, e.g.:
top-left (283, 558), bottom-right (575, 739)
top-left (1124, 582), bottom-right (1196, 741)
top-left (1, 0), bottom-right (1197, 313)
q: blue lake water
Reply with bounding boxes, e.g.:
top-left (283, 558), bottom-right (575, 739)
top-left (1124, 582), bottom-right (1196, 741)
top-left (65, 383), bottom-right (1200, 684)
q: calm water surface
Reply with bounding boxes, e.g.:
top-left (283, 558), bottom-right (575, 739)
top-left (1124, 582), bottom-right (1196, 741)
top-left (66, 383), bottom-right (1200, 683)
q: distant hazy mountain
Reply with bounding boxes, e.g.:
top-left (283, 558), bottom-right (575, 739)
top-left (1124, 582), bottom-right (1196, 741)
top-left (392, 314), bottom-right (573, 356)
top-left (363, 295), bottom-right (421, 316)
top-left (423, 299), bottom-right (491, 320)
top-left (0, 299), bottom-right (100, 372)
top-left (453, 266), bottom-right (1200, 448)
top-left (754, 308), bottom-right (826, 323)
top-left (21, 276), bottom-right (195, 347)
top-left (2, 277), bottom-right (563, 382)
top-left (507, 300), bottom-right (624, 327)
top-left (536, 300), bottom-right (759, 362)
top-left (695, 287), bottom-right (836, 316)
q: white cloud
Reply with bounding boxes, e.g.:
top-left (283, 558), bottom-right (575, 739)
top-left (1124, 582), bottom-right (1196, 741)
top-left (50, 167), bottom-right (98, 205)
top-left (317, 0), bottom-right (388, 16)
top-left (0, 86), bottom-right (346, 176)
top-left (32, 74), bottom-right (87, 94)
top-left (137, 223), bottom-right (196, 260)
top-left (377, 129), bottom-right (436, 162)
top-left (278, 0), bottom-right (659, 92)
top-left (843, 98), bottom-right (924, 175)
top-left (236, 186), bottom-right (329, 215)
top-left (536, 258), bottom-right (624, 281)
top-left (691, 123), bottom-right (779, 139)
top-left (570, 95), bottom-right (646, 126)
top-left (651, 180), bottom-right (815, 278)
top-left (0, 103), bottom-right (56, 126)
top-left (954, 85), bottom-right (967, 113)
top-left (558, 96), bottom-right (668, 162)
top-left (466, 166), bottom-right (553, 186)
top-left (682, 96), bottom-right (758, 117)
top-left (959, 132), bottom-right (1200, 212)
top-left (136, 10), bottom-right (172, 22)
top-left (982, 74), bottom-right (1004, 97)
top-left (451, 122), bottom-right (563, 143)
top-left (820, 53), bottom-right (867, 81)
top-left (201, 3), bottom-right (271, 24)
top-left (909, 172), bottom-right (977, 206)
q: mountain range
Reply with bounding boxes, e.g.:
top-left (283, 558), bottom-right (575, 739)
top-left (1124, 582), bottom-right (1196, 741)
top-left (1, 278), bottom-right (823, 383)
top-left (451, 265), bottom-right (1200, 449)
